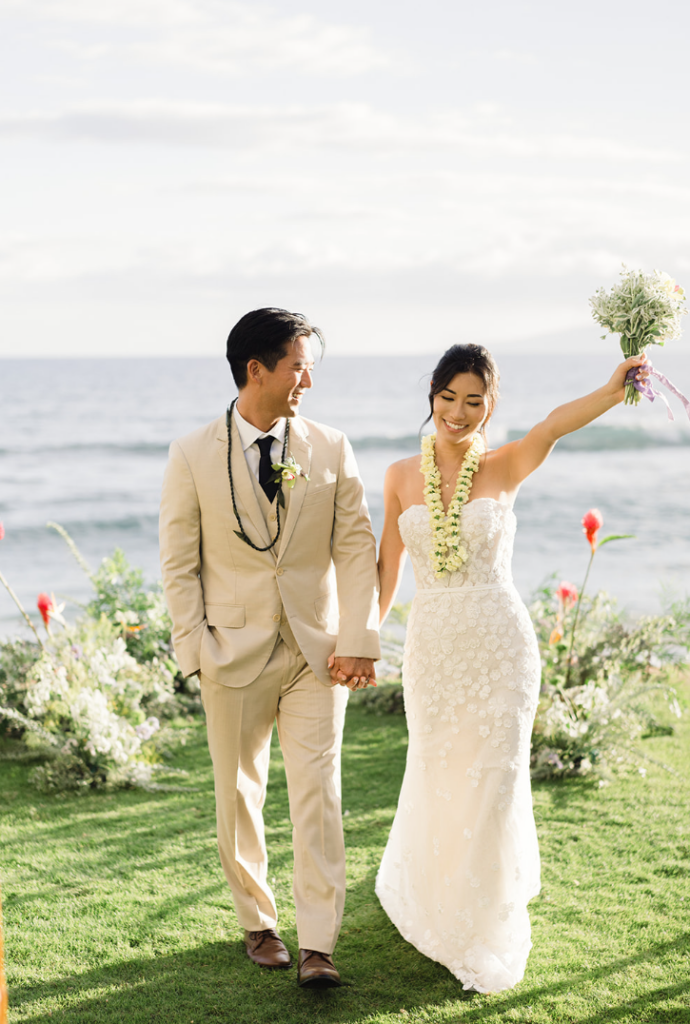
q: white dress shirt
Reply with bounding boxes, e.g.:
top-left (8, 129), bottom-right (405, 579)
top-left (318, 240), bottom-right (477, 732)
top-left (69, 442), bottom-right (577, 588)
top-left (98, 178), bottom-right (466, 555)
top-left (233, 405), bottom-right (286, 480)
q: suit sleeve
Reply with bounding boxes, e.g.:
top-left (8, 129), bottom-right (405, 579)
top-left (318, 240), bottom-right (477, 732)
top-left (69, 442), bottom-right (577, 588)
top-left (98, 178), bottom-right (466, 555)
top-left (331, 434), bottom-right (381, 660)
top-left (159, 440), bottom-right (207, 678)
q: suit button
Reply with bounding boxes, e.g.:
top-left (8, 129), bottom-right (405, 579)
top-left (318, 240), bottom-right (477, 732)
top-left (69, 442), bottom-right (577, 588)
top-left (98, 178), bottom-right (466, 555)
top-left (273, 614), bottom-right (281, 623)
top-left (276, 567), bottom-right (284, 576)
top-left (269, 513), bottom-right (277, 521)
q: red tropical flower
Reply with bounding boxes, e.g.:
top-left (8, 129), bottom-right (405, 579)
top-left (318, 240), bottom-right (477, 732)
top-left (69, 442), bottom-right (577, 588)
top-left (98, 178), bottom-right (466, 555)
top-left (556, 581), bottom-right (578, 608)
top-left (581, 508), bottom-right (604, 552)
top-left (37, 592), bottom-right (53, 627)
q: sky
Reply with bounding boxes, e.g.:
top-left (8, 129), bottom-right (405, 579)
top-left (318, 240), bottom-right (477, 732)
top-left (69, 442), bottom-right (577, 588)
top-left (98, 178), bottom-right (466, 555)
top-left (2, 0), bottom-right (690, 356)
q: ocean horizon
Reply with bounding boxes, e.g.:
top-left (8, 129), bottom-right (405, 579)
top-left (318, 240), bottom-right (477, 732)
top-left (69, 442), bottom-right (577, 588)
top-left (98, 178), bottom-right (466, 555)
top-left (1, 352), bottom-right (689, 639)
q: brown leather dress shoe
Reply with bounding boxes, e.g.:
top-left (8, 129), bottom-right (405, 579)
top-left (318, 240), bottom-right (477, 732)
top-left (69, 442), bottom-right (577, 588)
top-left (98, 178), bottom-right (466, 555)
top-left (244, 929), bottom-right (291, 968)
top-left (297, 949), bottom-right (342, 988)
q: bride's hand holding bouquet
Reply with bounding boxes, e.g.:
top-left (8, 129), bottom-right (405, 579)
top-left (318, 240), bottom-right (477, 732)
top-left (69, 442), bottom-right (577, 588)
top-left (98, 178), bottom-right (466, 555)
top-left (605, 352), bottom-right (650, 403)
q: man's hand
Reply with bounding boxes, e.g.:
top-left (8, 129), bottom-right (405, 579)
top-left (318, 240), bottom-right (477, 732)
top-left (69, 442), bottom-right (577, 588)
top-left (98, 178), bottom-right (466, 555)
top-left (327, 654), bottom-right (377, 690)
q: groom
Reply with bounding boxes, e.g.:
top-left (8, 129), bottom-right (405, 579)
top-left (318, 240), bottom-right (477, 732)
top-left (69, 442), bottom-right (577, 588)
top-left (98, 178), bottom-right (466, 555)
top-left (159, 308), bottom-right (380, 987)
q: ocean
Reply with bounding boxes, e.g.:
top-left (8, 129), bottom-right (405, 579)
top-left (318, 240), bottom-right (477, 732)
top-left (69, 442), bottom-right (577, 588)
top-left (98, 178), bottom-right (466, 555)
top-left (1, 352), bottom-right (689, 639)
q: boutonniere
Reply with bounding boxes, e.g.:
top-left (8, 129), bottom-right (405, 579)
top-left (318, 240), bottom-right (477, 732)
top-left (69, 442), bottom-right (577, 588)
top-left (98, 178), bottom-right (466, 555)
top-left (270, 457), bottom-right (309, 507)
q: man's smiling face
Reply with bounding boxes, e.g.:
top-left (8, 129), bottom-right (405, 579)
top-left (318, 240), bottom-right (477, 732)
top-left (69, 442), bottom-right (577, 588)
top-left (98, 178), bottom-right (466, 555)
top-left (261, 335), bottom-right (315, 420)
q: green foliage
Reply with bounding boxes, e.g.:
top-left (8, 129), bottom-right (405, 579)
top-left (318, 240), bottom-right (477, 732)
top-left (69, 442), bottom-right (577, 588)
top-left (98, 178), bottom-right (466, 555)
top-left (354, 681), bottom-right (406, 715)
top-left (0, 639), bottom-right (42, 737)
top-left (87, 548), bottom-right (174, 664)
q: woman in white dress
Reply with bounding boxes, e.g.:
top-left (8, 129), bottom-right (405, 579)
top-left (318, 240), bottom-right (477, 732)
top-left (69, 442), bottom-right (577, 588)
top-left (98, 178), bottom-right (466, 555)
top-left (375, 344), bottom-right (648, 993)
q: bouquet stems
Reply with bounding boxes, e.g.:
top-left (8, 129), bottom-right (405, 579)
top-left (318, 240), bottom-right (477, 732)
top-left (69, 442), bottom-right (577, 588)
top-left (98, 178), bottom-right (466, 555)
top-left (620, 335), bottom-right (641, 406)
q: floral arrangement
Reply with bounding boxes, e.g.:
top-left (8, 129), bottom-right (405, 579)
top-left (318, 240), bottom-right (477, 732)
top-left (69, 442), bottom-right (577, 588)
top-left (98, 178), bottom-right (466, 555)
top-left (529, 506), bottom-right (684, 779)
top-left (590, 266), bottom-right (688, 407)
top-left (530, 585), bottom-right (687, 781)
top-left (6, 618), bottom-right (182, 792)
top-left (0, 522), bottom-right (195, 792)
top-left (420, 432), bottom-right (484, 577)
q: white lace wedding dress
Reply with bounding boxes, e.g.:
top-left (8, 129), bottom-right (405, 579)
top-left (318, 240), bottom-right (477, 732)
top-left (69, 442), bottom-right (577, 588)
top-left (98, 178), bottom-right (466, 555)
top-left (375, 498), bottom-right (541, 993)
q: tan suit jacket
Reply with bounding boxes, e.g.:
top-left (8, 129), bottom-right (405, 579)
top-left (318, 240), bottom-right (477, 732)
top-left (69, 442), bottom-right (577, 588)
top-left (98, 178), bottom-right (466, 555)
top-left (159, 412), bottom-right (380, 687)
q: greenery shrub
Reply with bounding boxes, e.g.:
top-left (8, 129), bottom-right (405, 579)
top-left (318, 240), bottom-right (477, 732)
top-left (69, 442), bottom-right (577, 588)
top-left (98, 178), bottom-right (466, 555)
top-left (529, 585), bottom-right (688, 778)
top-left (87, 549), bottom-right (174, 664)
top-left (0, 527), bottom-right (198, 792)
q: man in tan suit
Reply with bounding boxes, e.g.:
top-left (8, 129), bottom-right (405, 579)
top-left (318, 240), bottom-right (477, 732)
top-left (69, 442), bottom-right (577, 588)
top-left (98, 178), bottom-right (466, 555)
top-left (159, 308), bottom-right (380, 987)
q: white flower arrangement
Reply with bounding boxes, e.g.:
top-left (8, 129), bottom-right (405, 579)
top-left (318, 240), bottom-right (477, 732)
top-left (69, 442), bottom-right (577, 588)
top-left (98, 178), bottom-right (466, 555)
top-left (420, 432), bottom-right (484, 578)
top-left (70, 686), bottom-right (141, 765)
top-left (2, 617), bottom-right (181, 789)
top-left (0, 524), bottom-right (192, 793)
top-left (24, 657), bottom-right (69, 717)
top-left (529, 581), bottom-right (687, 780)
top-left (590, 266), bottom-right (688, 405)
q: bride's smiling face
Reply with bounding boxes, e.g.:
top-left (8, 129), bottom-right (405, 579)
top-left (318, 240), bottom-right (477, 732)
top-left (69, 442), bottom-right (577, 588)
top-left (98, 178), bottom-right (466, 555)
top-left (432, 372), bottom-right (488, 443)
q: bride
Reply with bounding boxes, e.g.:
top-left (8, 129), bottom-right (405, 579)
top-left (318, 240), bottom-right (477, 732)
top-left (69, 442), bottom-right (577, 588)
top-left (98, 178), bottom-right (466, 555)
top-left (375, 343), bottom-right (647, 993)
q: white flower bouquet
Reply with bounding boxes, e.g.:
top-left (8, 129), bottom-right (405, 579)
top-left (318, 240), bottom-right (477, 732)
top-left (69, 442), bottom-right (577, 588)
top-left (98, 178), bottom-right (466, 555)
top-left (590, 266), bottom-right (687, 407)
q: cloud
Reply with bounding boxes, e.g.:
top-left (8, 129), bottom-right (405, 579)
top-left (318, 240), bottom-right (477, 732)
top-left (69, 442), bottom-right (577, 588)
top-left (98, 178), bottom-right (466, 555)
top-left (0, 99), bottom-right (682, 163)
top-left (2, 0), bottom-right (392, 76)
top-left (1, 217), bottom-right (685, 287)
top-left (3, 145), bottom-right (689, 291)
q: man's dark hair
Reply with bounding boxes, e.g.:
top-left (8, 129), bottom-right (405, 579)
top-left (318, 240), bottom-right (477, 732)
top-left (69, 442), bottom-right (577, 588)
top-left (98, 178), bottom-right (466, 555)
top-left (226, 307), bottom-right (325, 389)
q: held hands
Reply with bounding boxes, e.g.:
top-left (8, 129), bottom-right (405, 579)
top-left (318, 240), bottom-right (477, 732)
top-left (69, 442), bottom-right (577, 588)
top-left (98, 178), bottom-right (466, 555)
top-left (327, 654), bottom-right (377, 690)
top-left (608, 354), bottom-right (649, 400)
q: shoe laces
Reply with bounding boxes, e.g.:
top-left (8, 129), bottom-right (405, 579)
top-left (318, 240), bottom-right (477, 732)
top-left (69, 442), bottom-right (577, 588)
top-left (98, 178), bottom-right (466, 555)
top-left (248, 929), bottom-right (278, 947)
top-left (302, 950), bottom-right (333, 966)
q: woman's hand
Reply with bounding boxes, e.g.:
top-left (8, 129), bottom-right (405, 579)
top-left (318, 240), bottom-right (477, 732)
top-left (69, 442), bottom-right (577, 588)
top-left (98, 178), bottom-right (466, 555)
top-left (606, 353), bottom-right (649, 402)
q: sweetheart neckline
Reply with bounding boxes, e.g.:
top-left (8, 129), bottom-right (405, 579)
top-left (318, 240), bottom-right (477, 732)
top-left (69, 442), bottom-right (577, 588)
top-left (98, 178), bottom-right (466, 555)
top-left (398, 497), bottom-right (515, 522)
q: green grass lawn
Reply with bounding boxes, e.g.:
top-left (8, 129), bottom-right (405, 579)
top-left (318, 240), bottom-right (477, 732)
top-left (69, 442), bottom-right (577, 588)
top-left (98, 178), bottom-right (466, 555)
top-left (1, 681), bottom-right (689, 1024)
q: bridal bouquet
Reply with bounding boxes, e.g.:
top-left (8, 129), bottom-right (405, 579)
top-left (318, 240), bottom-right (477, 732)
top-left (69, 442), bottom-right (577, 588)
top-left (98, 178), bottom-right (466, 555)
top-left (590, 266), bottom-right (688, 411)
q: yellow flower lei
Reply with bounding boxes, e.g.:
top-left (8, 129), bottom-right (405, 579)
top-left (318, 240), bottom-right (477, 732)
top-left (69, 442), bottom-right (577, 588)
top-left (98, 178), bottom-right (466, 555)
top-left (420, 432), bottom-right (485, 578)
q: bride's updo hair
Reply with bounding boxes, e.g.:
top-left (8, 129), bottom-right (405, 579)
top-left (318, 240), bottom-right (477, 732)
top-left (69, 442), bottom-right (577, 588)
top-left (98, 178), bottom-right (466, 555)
top-left (423, 344), bottom-right (500, 436)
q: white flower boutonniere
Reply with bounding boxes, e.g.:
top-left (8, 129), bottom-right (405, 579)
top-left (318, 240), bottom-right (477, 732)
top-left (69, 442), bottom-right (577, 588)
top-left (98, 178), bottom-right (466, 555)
top-left (270, 457), bottom-right (309, 507)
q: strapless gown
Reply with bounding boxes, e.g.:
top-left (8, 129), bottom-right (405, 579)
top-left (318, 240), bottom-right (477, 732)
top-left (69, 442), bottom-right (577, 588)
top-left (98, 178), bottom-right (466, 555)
top-left (375, 499), bottom-right (541, 993)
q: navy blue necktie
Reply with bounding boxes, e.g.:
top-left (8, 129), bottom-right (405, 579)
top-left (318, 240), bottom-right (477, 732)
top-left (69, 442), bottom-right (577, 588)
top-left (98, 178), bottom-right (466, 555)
top-left (256, 436), bottom-right (279, 504)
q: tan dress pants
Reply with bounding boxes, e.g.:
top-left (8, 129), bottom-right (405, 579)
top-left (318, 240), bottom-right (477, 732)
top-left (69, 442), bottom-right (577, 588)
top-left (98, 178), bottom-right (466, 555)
top-left (200, 638), bottom-right (349, 954)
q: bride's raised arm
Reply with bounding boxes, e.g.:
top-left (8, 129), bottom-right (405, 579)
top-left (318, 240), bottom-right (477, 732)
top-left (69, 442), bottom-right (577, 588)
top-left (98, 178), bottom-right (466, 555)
top-left (499, 353), bottom-right (648, 488)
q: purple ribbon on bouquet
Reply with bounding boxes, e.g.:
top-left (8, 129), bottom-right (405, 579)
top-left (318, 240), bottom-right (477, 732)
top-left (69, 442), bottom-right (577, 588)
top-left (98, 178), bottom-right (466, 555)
top-left (626, 362), bottom-right (690, 422)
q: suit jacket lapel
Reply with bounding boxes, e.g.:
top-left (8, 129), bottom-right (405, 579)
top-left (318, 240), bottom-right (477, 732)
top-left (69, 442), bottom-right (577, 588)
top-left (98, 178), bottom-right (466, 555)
top-left (216, 417), bottom-right (273, 549)
top-left (277, 418), bottom-right (312, 563)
